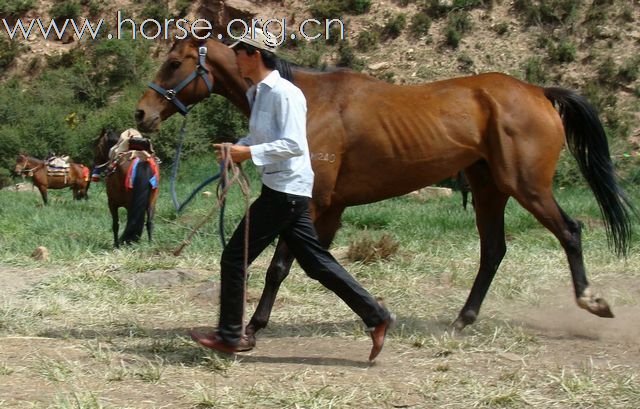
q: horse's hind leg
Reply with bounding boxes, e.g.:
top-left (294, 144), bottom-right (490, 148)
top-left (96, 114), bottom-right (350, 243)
top-left (246, 205), bottom-right (345, 338)
top-left (453, 162), bottom-right (509, 331)
top-left (110, 205), bottom-right (120, 248)
top-left (513, 188), bottom-right (613, 318)
top-left (146, 206), bottom-right (154, 242)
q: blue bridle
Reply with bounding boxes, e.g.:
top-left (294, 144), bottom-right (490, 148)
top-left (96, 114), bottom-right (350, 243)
top-left (148, 46), bottom-right (214, 116)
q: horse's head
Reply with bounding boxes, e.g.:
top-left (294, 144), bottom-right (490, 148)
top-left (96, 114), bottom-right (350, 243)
top-left (91, 128), bottom-right (121, 181)
top-left (14, 154), bottom-right (29, 175)
top-left (135, 37), bottom-right (250, 132)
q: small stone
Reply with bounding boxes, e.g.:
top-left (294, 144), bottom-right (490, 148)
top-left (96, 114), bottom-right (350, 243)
top-left (31, 246), bottom-right (49, 262)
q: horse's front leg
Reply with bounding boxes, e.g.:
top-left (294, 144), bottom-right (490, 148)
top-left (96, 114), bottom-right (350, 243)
top-left (246, 239), bottom-right (295, 338)
top-left (36, 185), bottom-right (48, 205)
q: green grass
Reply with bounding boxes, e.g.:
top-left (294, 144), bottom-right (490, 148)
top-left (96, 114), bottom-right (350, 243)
top-left (2, 155), bottom-right (640, 407)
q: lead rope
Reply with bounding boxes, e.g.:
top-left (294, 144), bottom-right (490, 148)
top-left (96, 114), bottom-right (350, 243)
top-left (218, 144), bottom-right (252, 338)
top-left (172, 143), bottom-right (250, 258)
top-left (172, 143), bottom-right (252, 340)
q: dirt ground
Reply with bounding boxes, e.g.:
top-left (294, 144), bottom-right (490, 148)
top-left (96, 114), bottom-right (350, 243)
top-left (0, 262), bottom-right (638, 408)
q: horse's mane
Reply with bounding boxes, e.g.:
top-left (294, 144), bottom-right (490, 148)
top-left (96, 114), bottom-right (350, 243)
top-left (17, 154), bottom-right (44, 163)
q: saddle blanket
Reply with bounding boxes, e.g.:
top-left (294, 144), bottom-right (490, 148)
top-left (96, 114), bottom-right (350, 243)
top-left (125, 157), bottom-right (160, 190)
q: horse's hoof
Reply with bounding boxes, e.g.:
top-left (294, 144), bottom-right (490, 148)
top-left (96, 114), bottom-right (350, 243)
top-left (577, 288), bottom-right (614, 318)
top-left (238, 333), bottom-right (256, 352)
top-left (451, 311), bottom-right (476, 334)
top-left (451, 318), bottom-right (466, 334)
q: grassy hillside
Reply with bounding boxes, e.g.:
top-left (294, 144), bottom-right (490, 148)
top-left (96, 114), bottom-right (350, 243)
top-left (1, 0), bottom-right (639, 188)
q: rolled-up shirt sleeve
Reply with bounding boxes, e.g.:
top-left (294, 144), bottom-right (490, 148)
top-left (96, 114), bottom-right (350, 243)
top-left (235, 134), bottom-right (253, 146)
top-left (249, 92), bottom-right (306, 166)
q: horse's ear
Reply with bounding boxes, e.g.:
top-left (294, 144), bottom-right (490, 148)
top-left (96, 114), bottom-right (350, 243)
top-left (190, 36), bottom-right (209, 48)
top-left (190, 22), bottom-right (212, 45)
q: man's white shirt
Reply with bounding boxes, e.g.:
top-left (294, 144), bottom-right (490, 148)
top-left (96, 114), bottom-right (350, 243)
top-left (236, 70), bottom-right (314, 198)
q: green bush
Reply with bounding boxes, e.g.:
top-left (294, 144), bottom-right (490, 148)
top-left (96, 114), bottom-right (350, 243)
top-left (619, 6), bottom-right (633, 23)
top-left (347, 0), bottom-right (371, 14)
top-left (548, 39), bottom-right (576, 63)
top-left (0, 36), bottom-right (23, 69)
top-left (288, 42), bottom-right (327, 69)
top-left (618, 56), bottom-right (640, 83)
top-left (492, 21), bottom-right (509, 35)
top-left (382, 13), bottom-right (407, 40)
top-left (420, 0), bottom-right (450, 19)
top-left (356, 30), bottom-right (380, 52)
top-left (523, 56), bottom-right (547, 84)
top-left (581, 82), bottom-right (617, 114)
top-left (325, 25), bottom-right (344, 46)
top-left (457, 53), bottom-right (474, 72)
top-left (597, 57), bottom-right (616, 84)
top-left (444, 11), bottom-right (471, 48)
top-left (309, 1), bottom-right (343, 20)
top-left (410, 12), bottom-right (431, 37)
top-left (336, 41), bottom-right (364, 71)
top-left (140, 0), bottom-right (170, 22)
top-left (0, 168), bottom-right (12, 189)
top-left (553, 150), bottom-right (585, 188)
top-left (449, 11), bottom-right (473, 33)
top-left (452, 0), bottom-right (486, 8)
top-left (309, 0), bottom-right (371, 19)
top-left (0, 0), bottom-right (34, 16)
top-left (86, 0), bottom-right (103, 17)
top-left (445, 27), bottom-right (462, 48)
top-left (174, 0), bottom-right (192, 16)
top-left (50, 1), bottom-right (81, 20)
top-left (419, 0), bottom-right (487, 18)
top-left (513, 0), bottom-right (580, 26)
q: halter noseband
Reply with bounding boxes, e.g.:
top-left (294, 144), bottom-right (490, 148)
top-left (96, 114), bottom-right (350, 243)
top-left (148, 46), bottom-right (214, 116)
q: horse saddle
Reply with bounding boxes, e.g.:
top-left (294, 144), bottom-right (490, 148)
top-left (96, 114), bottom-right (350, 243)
top-left (129, 136), bottom-right (152, 152)
top-left (46, 156), bottom-right (71, 178)
top-left (47, 156), bottom-right (70, 169)
top-left (109, 128), bottom-right (155, 161)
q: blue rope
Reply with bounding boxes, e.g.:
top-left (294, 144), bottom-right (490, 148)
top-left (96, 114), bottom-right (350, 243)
top-left (170, 116), bottom-right (228, 247)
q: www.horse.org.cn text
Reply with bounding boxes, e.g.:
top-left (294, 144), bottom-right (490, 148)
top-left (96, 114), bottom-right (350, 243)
top-left (1, 12), bottom-right (346, 44)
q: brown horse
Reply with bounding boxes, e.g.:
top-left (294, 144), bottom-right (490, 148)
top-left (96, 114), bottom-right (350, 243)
top-left (93, 129), bottom-right (160, 247)
top-left (14, 154), bottom-right (90, 204)
top-left (135, 38), bottom-right (633, 344)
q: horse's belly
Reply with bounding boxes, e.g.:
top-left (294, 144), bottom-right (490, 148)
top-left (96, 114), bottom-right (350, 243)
top-left (333, 156), bottom-right (474, 206)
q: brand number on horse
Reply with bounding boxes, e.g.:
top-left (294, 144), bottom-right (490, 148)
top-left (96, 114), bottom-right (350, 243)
top-left (311, 152), bottom-right (336, 163)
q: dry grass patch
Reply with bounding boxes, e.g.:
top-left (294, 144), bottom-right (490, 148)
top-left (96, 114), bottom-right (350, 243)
top-left (347, 232), bottom-right (400, 263)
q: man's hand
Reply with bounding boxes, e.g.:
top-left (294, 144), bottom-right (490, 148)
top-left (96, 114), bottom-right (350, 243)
top-left (213, 144), bottom-right (251, 164)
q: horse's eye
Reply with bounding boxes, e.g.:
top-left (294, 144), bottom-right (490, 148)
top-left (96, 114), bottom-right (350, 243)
top-left (169, 60), bottom-right (182, 69)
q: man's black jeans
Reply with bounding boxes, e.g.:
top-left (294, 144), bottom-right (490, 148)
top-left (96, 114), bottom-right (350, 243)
top-left (218, 185), bottom-right (390, 345)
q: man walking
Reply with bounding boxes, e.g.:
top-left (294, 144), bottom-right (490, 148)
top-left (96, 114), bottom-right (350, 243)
top-left (190, 28), bottom-right (394, 361)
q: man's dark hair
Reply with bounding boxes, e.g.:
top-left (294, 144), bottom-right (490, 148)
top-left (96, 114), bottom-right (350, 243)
top-left (233, 43), bottom-right (293, 82)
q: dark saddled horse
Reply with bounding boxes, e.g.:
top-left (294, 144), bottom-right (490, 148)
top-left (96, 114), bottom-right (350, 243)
top-left (135, 37), bottom-right (633, 345)
top-left (14, 154), bottom-right (90, 204)
top-left (93, 128), bottom-right (160, 247)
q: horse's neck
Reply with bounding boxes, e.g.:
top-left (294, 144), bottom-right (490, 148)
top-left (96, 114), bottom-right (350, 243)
top-left (213, 66), bottom-right (373, 118)
top-left (28, 158), bottom-right (43, 167)
top-left (213, 65), bottom-right (251, 117)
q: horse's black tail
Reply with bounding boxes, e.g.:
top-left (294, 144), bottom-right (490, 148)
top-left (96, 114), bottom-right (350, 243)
top-left (544, 87), bottom-right (635, 256)
top-left (120, 161), bottom-right (152, 244)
